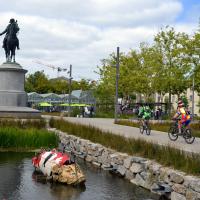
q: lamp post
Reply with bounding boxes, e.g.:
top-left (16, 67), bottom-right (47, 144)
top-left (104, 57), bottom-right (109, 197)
top-left (191, 48), bottom-right (200, 118)
top-left (68, 64), bottom-right (72, 117)
top-left (114, 47), bottom-right (120, 123)
top-left (192, 75), bottom-right (195, 117)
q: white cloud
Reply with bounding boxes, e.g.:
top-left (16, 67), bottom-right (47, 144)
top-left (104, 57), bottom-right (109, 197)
top-left (0, 0), bottom-right (198, 80)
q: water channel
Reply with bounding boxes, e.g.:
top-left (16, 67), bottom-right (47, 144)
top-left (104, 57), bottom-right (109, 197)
top-left (0, 152), bottom-right (160, 200)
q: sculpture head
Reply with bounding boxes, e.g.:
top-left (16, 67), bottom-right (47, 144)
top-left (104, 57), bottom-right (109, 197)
top-left (9, 18), bottom-right (15, 23)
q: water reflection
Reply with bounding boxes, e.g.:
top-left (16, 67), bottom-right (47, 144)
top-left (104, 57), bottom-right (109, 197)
top-left (0, 152), bottom-right (30, 200)
top-left (0, 152), bottom-right (159, 200)
top-left (32, 171), bottom-right (86, 199)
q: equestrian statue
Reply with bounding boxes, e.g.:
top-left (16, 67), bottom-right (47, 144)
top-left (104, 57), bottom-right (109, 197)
top-left (0, 18), bottom-right (20, 63)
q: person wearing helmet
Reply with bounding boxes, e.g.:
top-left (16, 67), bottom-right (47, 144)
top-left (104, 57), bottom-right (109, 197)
top-left (138, 104), bottom-right (151, 127)
top-left (172, 99), bottom-right (191, 133)
top-left (0, 18), bottom-right (20, 50)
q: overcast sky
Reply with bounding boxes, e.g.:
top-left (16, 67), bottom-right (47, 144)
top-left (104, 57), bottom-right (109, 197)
top-left (0, 0), bottom-right (199, 80)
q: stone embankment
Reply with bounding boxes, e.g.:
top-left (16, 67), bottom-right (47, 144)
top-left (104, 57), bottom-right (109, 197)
top-left (51, 128), bottom-right (200, 200)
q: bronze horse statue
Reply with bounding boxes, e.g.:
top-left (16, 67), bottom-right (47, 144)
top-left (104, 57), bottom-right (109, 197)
top-left (0, 19), bottom-right (20, 63)
top-left (4, 22), bottom-right (19, 62)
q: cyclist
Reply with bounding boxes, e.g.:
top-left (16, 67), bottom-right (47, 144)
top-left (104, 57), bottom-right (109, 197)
top-left (138, 104), bottom-right (152, 127)
top-left (172, 99), bottom-right (191, 133)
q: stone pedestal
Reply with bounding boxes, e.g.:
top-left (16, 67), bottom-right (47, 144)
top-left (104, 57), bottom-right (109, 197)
top-left (0, 62), bottom-right (40, 118)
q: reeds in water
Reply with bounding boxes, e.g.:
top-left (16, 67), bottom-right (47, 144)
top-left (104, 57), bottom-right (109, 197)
top-left (0, 127), bottom-right (58, 148)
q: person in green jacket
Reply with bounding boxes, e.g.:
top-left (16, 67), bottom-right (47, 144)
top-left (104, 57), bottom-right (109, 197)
top-left (138, 104), bottom-right (151, 126)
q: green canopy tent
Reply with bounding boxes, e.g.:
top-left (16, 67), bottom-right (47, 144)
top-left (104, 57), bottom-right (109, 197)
top-left (38, 102), bottom-right (53, 107)
top-left (59, 103), bottom-right (70, 106)
top-left (71, 103), bottom-right (89, 107)
top-left (59, 103), bottom-right (89, 107)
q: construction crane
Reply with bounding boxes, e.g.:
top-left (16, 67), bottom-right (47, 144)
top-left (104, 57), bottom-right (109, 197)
top-left (33, 60), bottom-right (68, 77)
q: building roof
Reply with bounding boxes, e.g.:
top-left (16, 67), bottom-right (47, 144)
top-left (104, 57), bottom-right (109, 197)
top-left (40, 93), bottom-right (61, 99)
top-left (27, 92), bottom-right (42, 98)
top-left (71, 90), bottom-right (82, 98)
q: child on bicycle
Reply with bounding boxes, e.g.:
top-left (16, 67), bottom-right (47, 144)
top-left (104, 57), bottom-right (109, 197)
top-left (172, 99), bottom-right (191, 133)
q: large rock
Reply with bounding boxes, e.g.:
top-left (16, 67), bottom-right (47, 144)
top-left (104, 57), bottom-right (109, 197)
top-left (160, 167), bottom-right (170, 183)
top-left (97, 150), bottom-right (111, 165)
top-left (125, 170), bottom-right (134, 180)
top-left (172, 184), bottom-right (186, 195)
top-left (186, 189), bottom-right (200, 200)
top-left (169, 172), bottom-right (184, 184)
top-left (148, 162), bottom-right (161, 175)
top-left (171, 192), bottom-right (186, 200)
top-left (123, 156), bottom-right (133, 169)
top-left (117, 165), bottom-right (126, 176)
top-left (189, 179), bottom-right (200, 193)
top-left (132, 156), bottom-right (147, 163)
top-left (110, 152), bottom-right (127, 165)
top-left (130, 163), bottom-right (144, 173)
top-left (130, 174), bottom-right (145, 188)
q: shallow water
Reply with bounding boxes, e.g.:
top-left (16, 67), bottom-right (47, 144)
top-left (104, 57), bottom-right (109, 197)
top-left (0, 152), bottom-right (159, 200)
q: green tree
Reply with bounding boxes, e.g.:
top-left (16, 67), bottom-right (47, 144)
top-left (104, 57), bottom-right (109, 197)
top-left (94, 55), bottom-right (116, 105)
top-left (154, 26), bottom-right (191, 113)
top-left (136, 43), bottom-right (162, 100)
top-left (119, 50), bottom-right (140, 99)
top-left (49, 79), bottom-right (68, 94)
top-left (25, 71), bottom-right (50, 93)
top-left (77, 78), bottom-right (94, 90)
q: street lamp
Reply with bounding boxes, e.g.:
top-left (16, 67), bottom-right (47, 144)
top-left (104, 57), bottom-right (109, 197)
top-left (68, 64), bottom-right (73, 117)
top-left (114, 47), bottom-right (120, 123)
top-left (191, 49), bottom-right (200, 117)
top-left (192, 75), bottom-right (195, 117)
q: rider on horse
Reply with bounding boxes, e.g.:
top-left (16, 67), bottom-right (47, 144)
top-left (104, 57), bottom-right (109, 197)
top-left (0, 18), bottom-right (20, 50)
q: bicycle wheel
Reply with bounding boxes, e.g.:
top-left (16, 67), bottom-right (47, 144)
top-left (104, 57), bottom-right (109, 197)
top-left (139, 120), bottom-right (144, 134)
top-left (184, 129), bottom-right (195, 144)
top-left (145, 124), bottom-right (151, 135)
top-left (139, 124), bottom-right (144, 134)
top-left (168, 127), bottom-right (178, 141)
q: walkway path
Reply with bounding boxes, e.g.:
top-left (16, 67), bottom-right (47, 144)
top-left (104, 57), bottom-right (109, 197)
top-left (44, 116), bottom-right (200, 154)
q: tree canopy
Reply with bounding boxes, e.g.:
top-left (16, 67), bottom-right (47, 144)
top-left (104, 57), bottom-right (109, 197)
top-left (94, 23), bottom-right (200, 113)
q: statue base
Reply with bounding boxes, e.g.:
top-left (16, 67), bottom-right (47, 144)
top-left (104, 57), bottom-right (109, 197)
top-left (0, 106), bottom-right (41, 119)
top-left (0, 62), bottom-right (41, 119)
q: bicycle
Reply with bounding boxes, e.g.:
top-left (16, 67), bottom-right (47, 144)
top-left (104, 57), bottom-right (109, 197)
top-left (168, 119), bottom-right (195, 144)
top-left (138, 118), bottom-right (151, 135)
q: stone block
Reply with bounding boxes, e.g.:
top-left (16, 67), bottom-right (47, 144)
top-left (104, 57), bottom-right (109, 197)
top-left (117, 165), bottom-right (126, 176)
top-left (186, 189), bottom-right (200, 200)
top-left (130, 163), bottom-right (144, 173)
top-left (171, 191), bottom-right (186, 200)
top-left (130, 174), bottom-right (145, 188)
top-left (125, 170), bottom-right (134, 180)
top-left (123, 156), bottom-right (133, 169)
top-left (169, 172), bottom-right (184, 184)
top-left (172, 184), bottom-right (186, 195)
